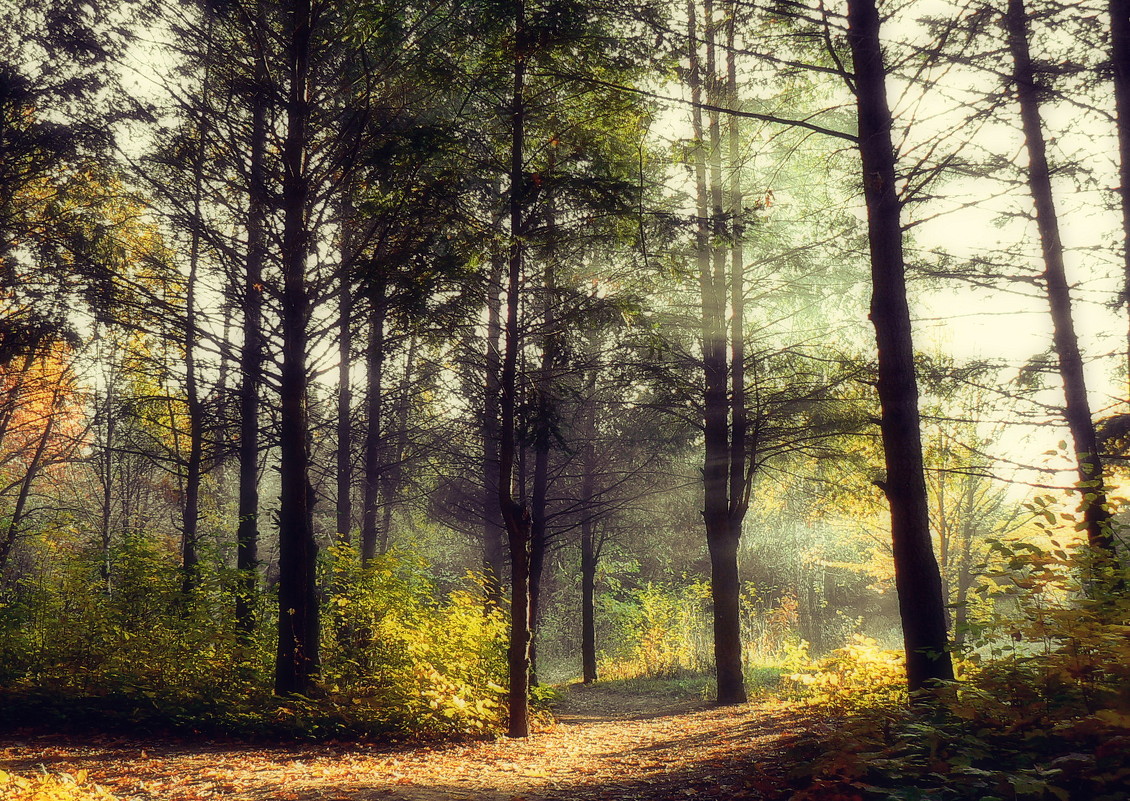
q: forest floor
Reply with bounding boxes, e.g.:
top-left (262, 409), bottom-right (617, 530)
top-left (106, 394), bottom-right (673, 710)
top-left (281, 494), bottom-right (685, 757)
top-left (0, 682), bottom-right (813, 801)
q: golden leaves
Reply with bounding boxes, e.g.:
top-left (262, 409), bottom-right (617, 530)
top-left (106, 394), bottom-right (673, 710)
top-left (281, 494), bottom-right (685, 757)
top-left (0, 768), bottom-right (118, 801)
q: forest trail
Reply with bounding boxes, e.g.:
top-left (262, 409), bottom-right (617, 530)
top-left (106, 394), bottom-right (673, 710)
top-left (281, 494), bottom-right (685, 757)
top-left (0, 683), bottom-right (808, 801)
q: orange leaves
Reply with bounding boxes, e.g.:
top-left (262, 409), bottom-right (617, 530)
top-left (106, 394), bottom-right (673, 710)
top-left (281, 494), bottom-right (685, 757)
top-left (0, 344), bottom-right (80, 456)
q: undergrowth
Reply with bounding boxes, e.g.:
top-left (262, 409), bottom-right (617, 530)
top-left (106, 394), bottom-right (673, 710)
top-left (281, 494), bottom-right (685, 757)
top-left (0, 539), bottom-right (508, 740)
top-left (781, 540), bottom-right (1130, 801)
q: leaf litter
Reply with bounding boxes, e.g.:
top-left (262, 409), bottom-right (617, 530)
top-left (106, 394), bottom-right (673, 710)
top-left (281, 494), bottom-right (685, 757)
top-left (0, 684), bottom-right (805, 800)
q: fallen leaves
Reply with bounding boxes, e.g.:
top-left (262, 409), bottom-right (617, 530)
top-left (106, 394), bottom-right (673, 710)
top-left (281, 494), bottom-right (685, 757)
top-left (0, 767), bottom-right (118, 801)
top-left (0, 687), bottom-right (802, 801)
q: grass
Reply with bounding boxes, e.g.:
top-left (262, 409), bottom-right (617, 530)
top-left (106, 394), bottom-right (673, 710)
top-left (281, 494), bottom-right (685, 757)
top-left (557, 661), bottom-right (788, 703)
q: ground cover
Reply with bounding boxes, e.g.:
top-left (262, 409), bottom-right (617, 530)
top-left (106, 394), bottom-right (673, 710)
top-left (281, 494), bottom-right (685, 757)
top-left (0, 682), bottom-right (806, 801)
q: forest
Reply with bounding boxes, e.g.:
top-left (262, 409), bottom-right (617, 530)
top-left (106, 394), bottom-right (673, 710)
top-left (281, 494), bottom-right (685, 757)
top-left (1, 0), bottom-right (1129, 798)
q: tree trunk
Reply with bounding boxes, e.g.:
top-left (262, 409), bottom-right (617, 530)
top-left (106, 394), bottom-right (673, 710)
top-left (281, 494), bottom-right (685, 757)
top-left (361, 281), bottom-right (387, 563)
top-left (580, 355), bottom-right (599, 684)
top-left (528, 161), bottom-right (559, 687)
top-left (180, 89), bottom-right (207, 597)
top-left (98, 386), bottom-right (115, 589)
top-left (275, 0), bottom-right (320, 697)
top-left (501, 0), bottom-right (532, 736)
top-left (1006, 0), bottom-right (1119, 576)
top-left (580, 523), bottom-right (598, 683)
top-left (336, 225), bottom-right (353, 545)
top-left (690, 0), bottom-right (747, 706)
top-left (180, 268), bottom-right (204, 595)
top-left (1110, 0), bottom-right (1130, 393)
top-left (528, 423), bottom-right (548, 687)
top-left (236, 0), bottom-right (268, 638)
top-left (379, 334), bottom-right (416, 554)
top-left (846, 0), bottom-right (954, 691)
top-left (727, 11), bottom-right (747, 520)
top-left (707, 525), bottom-right (743, 699)
top-left (951, 485), bottom-right (977, 650)
top-left (483, 246), bottom-right (507, 607)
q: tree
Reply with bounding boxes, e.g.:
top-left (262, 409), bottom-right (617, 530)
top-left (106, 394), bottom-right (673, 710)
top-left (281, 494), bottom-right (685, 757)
top-left (1109, 0), bottom-right (1130, 392)
top-left (273, 0), bottom-right (321, 697)
top-left (233, 0), bottom-right (271, 638)
top-left (845, 0), bottom-right (954, 691)
top-left (0, 344), bottom-right (81, 572)
top-left (684, 0), bottom-right (752, 705)
top-left (1004, 0), bottom-right (1121, 580)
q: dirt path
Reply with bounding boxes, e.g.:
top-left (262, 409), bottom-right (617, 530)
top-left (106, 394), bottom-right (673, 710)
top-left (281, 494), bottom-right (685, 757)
top-left (0, 685), bottom-right (808, 800)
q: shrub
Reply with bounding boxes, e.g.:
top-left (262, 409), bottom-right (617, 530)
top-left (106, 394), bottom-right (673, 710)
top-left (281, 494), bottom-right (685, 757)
top-left (784, 634), bottom-right (908, 711)
top-left (0, 536), bottom-right (508, 739)
top-left (318, 545), bottom-right (509, 735)
top-left (783, 538), bottom-right (1130, 801)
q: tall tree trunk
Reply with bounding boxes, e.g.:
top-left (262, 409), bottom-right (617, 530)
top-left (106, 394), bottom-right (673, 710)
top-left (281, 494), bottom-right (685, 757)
top-left (275, 0), bottom-right (320, 697)
top-left (180, 264), bottom-right (204, 595)
top-left (501, 0), bottom-right (532, 736)
top-left (483, 246), bottom-right (507, 607)
top-left (236, 0), bottom-right (269, 638)
top-left (379, 334), bottom-right (416, 554)
top-left (951, 480), bottom-right (978, 650)
top-left (580, 511), bottom-right (598, 683)
top-left (690, 0), bottom-right (747, 706)
top-left (846, 0), bottom-right (954, 691)
top-left (336, 221), bottom-right (354, 545)
top-left (98, 387), bottom-right (115, 589)
top-left (1006, 0), bottom-right (1120, 575)
top-left (180, 75), bottom-right (209, 596)
top-left (528, 153), bottom-right (558, 687)
top-left (216, 302), bottom-right (233, 415)
top-left (580, 351), bottom-right (599, 684)
top-left (727, 10), bottom-right (746, 520)
top-left (1110, 0), bottom-right (1130, 393)
top-left (361, 281), bottom-right (387, 563)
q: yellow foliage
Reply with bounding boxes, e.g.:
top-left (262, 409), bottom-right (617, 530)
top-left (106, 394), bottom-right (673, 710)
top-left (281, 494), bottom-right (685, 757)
top-left (785, 634), bottom-right (907, 711)
top-left (321, 550), bottom-right (509, 735)
top-left (0, 769), bottom-right (118, 801)
top-left (597, 581), bottom-right (712, 681)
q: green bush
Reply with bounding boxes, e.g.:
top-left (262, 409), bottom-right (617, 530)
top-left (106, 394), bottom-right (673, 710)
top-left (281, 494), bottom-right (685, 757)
top-left (0, 535), bottom-right (508, 739)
